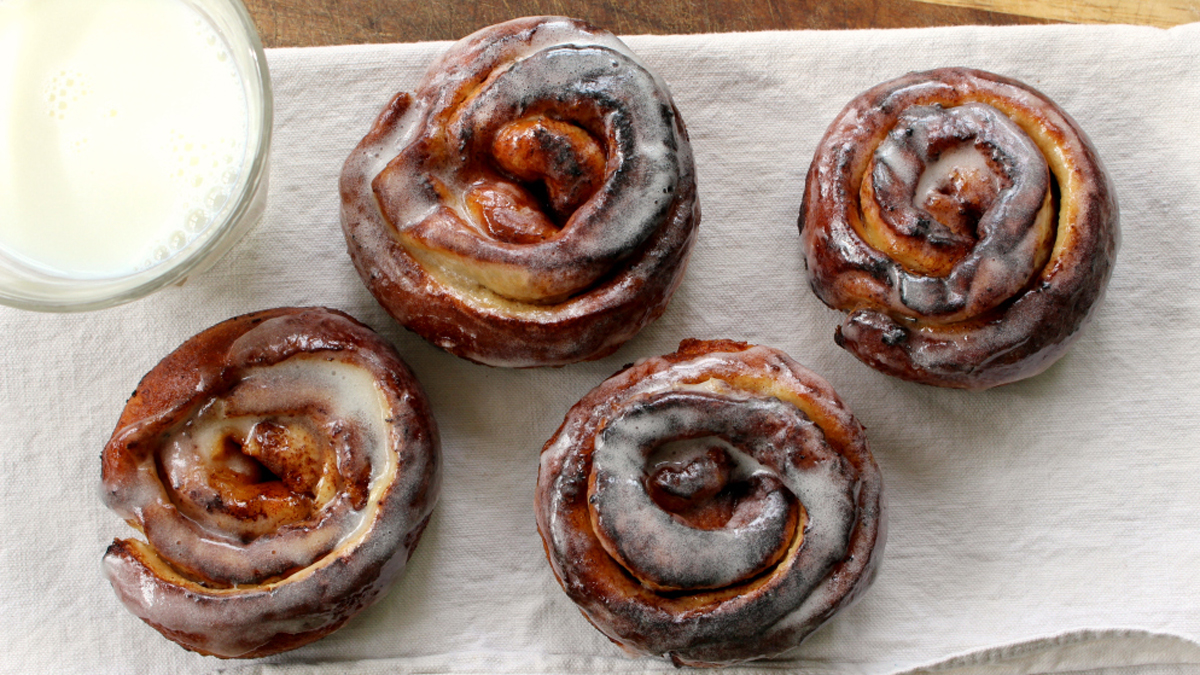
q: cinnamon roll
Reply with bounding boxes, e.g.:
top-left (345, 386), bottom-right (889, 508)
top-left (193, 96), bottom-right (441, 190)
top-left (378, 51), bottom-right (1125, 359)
top-left (536, 339), bottom-right (885, 666)
top-left (100, 307), bottom-right (440, 658)
top-left (340, 16), bottom-right (699, 367)
top-left (800, 68), bottom-right (1118, 389)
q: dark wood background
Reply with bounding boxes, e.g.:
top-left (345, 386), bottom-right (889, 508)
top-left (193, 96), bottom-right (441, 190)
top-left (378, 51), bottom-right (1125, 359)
top-left (242, 0), bottom-right (1050, 48)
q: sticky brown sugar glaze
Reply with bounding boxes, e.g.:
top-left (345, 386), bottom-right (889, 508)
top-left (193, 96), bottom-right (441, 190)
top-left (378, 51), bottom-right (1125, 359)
top-left (536, 339), bottom-right (885, 666)
top-left (340, 16), bottom-right (699, 367)
top-left (100, 307), bottom-right (440, 658)
top-left (800, 68), bottom-right (1118, 389)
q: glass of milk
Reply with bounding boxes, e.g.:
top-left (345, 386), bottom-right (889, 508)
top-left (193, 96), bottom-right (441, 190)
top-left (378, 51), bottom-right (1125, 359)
top-left (0, 0), bottom-right (272, 311)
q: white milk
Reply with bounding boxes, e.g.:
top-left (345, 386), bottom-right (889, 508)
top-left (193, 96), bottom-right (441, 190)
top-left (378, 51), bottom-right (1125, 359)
top-left (0, 0), bottom-right (249, 279)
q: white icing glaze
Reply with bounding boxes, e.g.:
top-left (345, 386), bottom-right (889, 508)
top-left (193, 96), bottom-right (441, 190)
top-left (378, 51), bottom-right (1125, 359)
top-left (360, 17), bottom-right (659, 192)
top-left (802, 67), bottom-right (1118, 390)
top-left (133, 357), bottom-right (392, 585)
top-left (869, 103), bottom-right (1053, 321)
top-left (913, 142), bottom-right (999, 208)
top-left (590, 393), bottom-right (853, 590)
top-left (102, 309), bottom-right (440, 658)
top-left (378, 42), bottom-right (681, 302)
top-left (339, 17), bottom-right (699, 369)
top-left (537, 343), bottom-right (882, 664)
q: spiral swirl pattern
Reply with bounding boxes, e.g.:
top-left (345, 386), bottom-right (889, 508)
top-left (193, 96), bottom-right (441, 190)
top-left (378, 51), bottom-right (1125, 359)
top-left (340, 16), bottom-right (699, 367)
top-left (801, 68), bottom-right (1118, 389)
top-left (536, 339), bottom-right (884, 666)
top-left (101, 307), bottom-right (440, 658)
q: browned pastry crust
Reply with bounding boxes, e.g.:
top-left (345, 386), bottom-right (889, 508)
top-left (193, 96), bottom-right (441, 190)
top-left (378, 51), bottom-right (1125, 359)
top-left (535, 339), bottom-right (885, 666)
top-left (340, 16), bottom-right (699, 367)
top-left (800, 68), bottom-right (1118, 389)
top-left (100, 307), bottom-right (440, 658)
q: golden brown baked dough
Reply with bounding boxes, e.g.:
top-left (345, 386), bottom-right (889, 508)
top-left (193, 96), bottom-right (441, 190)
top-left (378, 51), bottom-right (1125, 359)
top-left (340, 16), bottom-right (699, 367)
top-left (101, 307), bottom-right (440, 658)
top-left (536, 339), bottom-right (885, 666)
top-left (800, 68), bottom-right (1118, 389)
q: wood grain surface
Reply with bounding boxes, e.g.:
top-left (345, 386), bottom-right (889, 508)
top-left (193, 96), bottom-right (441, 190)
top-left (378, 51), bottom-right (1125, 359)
top-left (242, 0), bottom-right (1049, 48)
top-left (919, 0), bottom-right (1197, 28)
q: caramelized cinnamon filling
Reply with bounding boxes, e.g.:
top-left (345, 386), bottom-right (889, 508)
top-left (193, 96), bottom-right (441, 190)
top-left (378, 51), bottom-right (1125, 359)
top-left (637, 444), bottom-right (802, 598)
top-left (916, 142), bottom-right (1005, 244)
top-left (465, 181), bottom-right (560, 245)
top-left (369, 42), bottom-right (687, 310)
top-left (644, 443), bottom-right (800, 545)
top-left (243, 421), bottom-right (325, 497)
top-left (492, 116), bottom-right (606, 226)
top-left (851, 103), bottom-right (1057, 321)
top-left (141, 361), bottom-right (381, 587)
top-left (159, 412), bottom-right (341, 546)
top-left (645, 444), bottom-right (735, 524)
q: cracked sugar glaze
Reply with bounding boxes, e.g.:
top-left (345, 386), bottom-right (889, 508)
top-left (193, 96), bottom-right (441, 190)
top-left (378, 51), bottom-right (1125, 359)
top-left (0, 0), bottom-right (250, 279)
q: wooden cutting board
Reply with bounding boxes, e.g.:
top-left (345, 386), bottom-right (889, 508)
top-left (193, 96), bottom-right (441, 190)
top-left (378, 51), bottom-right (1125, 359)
top-left (243, 0), bottom-right (1195, 49)
top-left (918, 0), bottom-right (1196, 27)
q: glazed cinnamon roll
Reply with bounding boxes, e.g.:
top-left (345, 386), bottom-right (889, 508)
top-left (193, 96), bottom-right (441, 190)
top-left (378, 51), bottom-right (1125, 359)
top-left (340, 16), bottom-right (699, 367)
top-left (536, 339), bottom-right (885, 666)
top-left (101, 307), bottom-right (440, 658)
top-left (800, 68), bottom-right (1118, 389)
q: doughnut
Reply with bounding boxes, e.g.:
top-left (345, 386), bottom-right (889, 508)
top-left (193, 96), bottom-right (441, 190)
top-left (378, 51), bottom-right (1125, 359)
top-left (536, 339), bottom-right (885, 666)
top-left (100, 307), bottom-right (440, 658)
top-left (800, 68), bottom-right (1118, 389)
top-left (340, 16), bottom-right (699, 367)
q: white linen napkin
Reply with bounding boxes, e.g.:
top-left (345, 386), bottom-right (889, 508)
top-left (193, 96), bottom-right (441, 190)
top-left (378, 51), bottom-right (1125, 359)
top-left (2, 21), bottom-right (1199, 675)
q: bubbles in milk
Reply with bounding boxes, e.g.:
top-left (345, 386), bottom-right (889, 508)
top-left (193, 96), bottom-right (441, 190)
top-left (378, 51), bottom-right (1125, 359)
top-left (43, 69), bottom-right (91, 121)
top-left (0, 0), bottom-right (251, 279)
top-left (143, 130), bottom-right (243, 269)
